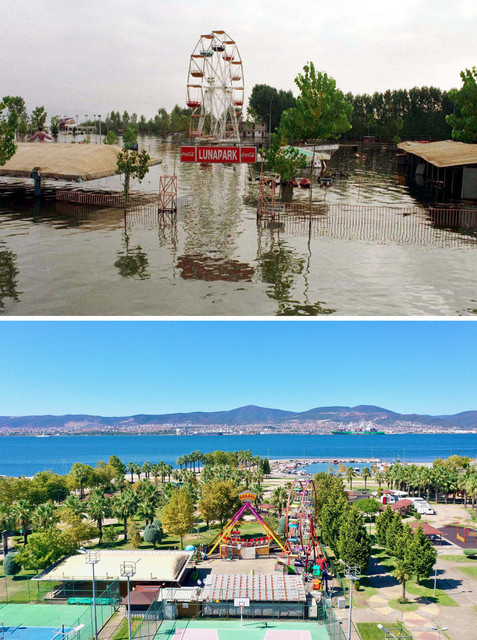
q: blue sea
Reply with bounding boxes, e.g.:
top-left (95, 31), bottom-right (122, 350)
top-left (0, 433), bottom-right (475, 477)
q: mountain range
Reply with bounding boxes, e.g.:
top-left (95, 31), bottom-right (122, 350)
top-left (0, 404), bottom-right (477, 431)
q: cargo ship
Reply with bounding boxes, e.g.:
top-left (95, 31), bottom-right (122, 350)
top-left (331, 428), bottom-right (384, 435)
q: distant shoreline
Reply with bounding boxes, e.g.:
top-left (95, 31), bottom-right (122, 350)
top-left (0, 430), bottom-right (475, 437)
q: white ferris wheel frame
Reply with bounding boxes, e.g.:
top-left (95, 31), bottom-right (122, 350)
top-left (187, 30), bottom-right (244, 143)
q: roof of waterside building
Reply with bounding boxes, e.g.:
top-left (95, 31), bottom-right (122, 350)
top-left (0, 143), bottom-right (161, 182)
top-left (397, 140), bottom-right (477, 168)
top-left (34, 550), bottom-right (191, 583)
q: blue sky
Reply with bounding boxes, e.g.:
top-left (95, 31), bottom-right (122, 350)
top-left (0, 321), bottom-right (475, 416)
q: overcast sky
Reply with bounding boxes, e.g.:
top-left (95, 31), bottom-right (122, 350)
top-left (3, 0), bottom-right (476, 120)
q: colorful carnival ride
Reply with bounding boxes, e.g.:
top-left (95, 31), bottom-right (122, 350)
top-left (206, 483), bottom-right (328, 590)
top-left (278, 479), bottom-right (328, 589)
top-left (207, 491), bottom-right (287, 559)
top-left (187, 30), bottom-right (244, 143)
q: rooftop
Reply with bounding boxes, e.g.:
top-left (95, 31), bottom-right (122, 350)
top-left (201, 574), bottom-right (307, 603)
top-left (397, 140), bottom-right (477, 168)
top-left (35, 549), bottom-right (192, 583)
top-left (0, 143), bottom-right (162, 182)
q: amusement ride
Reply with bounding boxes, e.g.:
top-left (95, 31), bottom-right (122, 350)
top-left (187, 30), bottom-right (244, 143)
top-left (205, 481), bottom-right (328, 591)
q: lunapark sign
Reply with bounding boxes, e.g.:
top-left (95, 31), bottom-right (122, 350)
top-left (181, 146), bottom-right (257, 163)
top-left (238, 490), bottom-right (257, 502)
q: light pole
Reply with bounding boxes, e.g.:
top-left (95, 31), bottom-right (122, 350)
top-left (377, 624), bottom-right (412, 639)
top-left (120, 560), bottom-right (139, 640)
top-left (83, 550), bottom-right (100, 640)
top-left (339, 559), bottom-right (361, 640)
top-left (98, 115), bottom-right (102, 144)
top-left (430, 625), bottom-right (448, 640)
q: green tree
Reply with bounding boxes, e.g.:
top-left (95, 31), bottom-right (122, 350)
top-left (50, 116), bottom-right (60, 141)
top-left (248, 84), bottom-right (297, 132)
top-left (264, 133), bottom-right (307, 201)
top-left (18, 530), bottom-right (76, 571)
top-left (128, 519), bottom-right (142, 549)
top-left (116, 148), bottom-right (151, 201)
top-left (446, 67), bottom-right (477, 142)
top-left (199, 479), bottom-right (241, 527)
top-left (60, 511), bottom-right (98, 547)
top-left (102, 526), bottom-right (118, 548)
top-left (31, 502), bottom-right (58, 530)
top-left (386, 511), bottom-right (404, 556)
top-left (0, 96), bottom-right (19, 165)
top-left (104, 130), bottom-right (119, 145)
top-left (405, 524), bottom-right (437, 584)
top-left (361, 467), bottom-right (371, 490)
top-left (336, 506), bottom-right (372, 573)
top-left (3, 552), bottom-right (21, 576)
top-left (280, 62), bottom-right (352, 142)
top-left (112, 489), bottom-right (137, 540)
top-left (31, 106), bottom-right (47, 131)
top-left (6, 96), bottom-right (28, 137)
top-left (393, 560), bottom-right (412, 603)
top-left (271, 486), bottom-right (288, 517)
top-left (12, 498), bottom-right (32, 544)
top-left (345, 467), bottom-right (356, 490)
top-left (162, 486), bottom-right (195, 548)
top-left (375, 505), bottom-right (394, 547)
top-left (86, 491), bottom-right (111, 541)
top-left (143, 519), bottom-right (163, 548)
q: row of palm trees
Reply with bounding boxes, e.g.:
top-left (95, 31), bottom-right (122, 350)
top-left (125, 461), bottom-right (174, 484)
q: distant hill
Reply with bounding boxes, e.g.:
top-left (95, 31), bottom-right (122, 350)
top-left (0, 404), bottom-right (477, 431)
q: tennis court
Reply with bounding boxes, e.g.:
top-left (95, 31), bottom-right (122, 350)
top-left (154, 619), bottom-right (331, 640)
top-left (0, 604), bottom-right (91, 628)
top-left (0, 625), bottom-right (73, 640)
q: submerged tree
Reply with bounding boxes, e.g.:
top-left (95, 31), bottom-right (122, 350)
top-left (280, 62), bottom-right (352, 142)
top-left (0, 96), bottom-right (19, 165)
top-left (116, 148), bottom-right (150, 201)
top-left (446, 67), bottom-right (477, 142)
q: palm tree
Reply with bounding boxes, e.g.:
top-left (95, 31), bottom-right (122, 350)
top-left (271, 486), bottom-right (288, 517)
top-left (32, 502), bottom-right (58, 530)
top-left (142, 461), bottom-right (152, 481)
top-left (87, 492), bottom-right (111, 541)
top-left (375, 471), bottom-right (385, 490)
top-left (165, 464), bottom-right (173, 483)
top-left (63, 495), bottom-right (85, 517)
top-left (361, 467), bottom-right (371, 491)
top-left (112, 489), bottom-right (137, 540)
top-left (126, 462), bottom-right (136, 484)
top-left (12, 499), bottom-right (32, 544)
top-left (392, 561), bottom-right (411, 603)
top-left (346, 467), bottom-right (356, 490)
top-left (0, 503), bottom-right (12, 531)
top-left (250, 483), bottom-right (264, 507)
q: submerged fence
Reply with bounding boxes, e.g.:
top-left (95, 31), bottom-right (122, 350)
top-left (258, 204), bottom-right (477, 248)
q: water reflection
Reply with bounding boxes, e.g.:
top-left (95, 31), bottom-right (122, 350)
top-left (1, 140), bottom-right (477, 315)
top-left (0, 244), bottom-right (21, 313)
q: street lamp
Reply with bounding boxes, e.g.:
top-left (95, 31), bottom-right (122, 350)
top-left (81, 549), bottom-right (100, 640)
top-left (377, 624), bottom-right (412, 639)
top-left (339, 559), bottom-right (360, 640)
top-left (98, 115), bottom-right (102, 144)
top-left (430, 626), bottom-right (448, 640)
top-left (120, 560), bottom-right (139, 640)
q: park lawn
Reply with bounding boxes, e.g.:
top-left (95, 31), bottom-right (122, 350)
top-left (457, 566), bottom-right (477, 581)
top-left (357, 623), bottom-right (409, 640)
top-left (389, 598), bottom-right (419, 611)
top-left (405, 579), bottom-right (458, 606)
top-left (440, 554), bottom-right (477, 563)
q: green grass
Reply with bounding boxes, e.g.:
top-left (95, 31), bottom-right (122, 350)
top-left (111, 617), bottom-right (142, 640)
top-left (357, 623), bottom-right (409, 640)
top-left (405, 579), bottom-right (458, 606)
top-left (388, 598), bottom-right (419, 611)
top-left (457, 566), bottom-right (477, 581)
top-left (440, 554), bottom-right (477, 563)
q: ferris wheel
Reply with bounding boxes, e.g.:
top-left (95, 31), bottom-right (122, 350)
top-left (187, 30), bottom-right (244, 143)
top-left (285, 479), bottom-right (324, 572)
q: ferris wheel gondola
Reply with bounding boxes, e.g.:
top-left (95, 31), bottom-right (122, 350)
top-left (187, 30), bottom-right (244, 143)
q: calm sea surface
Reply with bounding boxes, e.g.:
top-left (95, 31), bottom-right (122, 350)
top-left (1, 137), bottom-right (477, 316)
top-left (0, 433), bottom-right (475, 477)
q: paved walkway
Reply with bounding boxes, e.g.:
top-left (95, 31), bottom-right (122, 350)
top-left (336, 541), bottom-right (477, 640)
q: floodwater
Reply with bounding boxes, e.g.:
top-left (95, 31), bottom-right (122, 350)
top-left (1, 136), bottom-right (477, 316)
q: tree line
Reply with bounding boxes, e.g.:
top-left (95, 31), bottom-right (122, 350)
top-left (0, 449), bottom-right (273, 575)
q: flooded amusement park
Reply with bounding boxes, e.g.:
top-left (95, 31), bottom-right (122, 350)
top-left (1, 137), bottom-right (477, 316)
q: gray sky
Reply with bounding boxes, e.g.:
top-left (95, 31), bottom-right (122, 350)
top-left (3, 0), bottom-right (476, 119)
